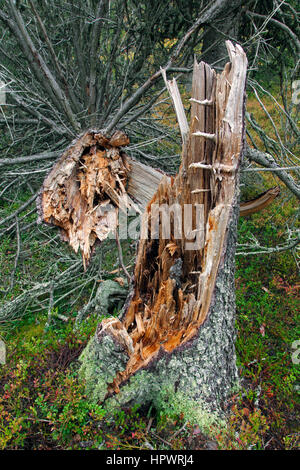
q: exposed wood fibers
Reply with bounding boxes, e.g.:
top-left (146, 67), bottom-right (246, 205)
top-left (40, 130), bottom-right (132, 269)
top-left (40, 43), bottom-right (277, 397)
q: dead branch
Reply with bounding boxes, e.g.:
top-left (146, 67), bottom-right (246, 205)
top-left (246, 10), bottom-right (300, 55)
top-left (9, 216), bottom-right (20, 291)
top-left (6, 0), bottom-right (80, 133)
top-left (104, 0), bottom-right (244, 133)
top-left (0, 151), bottom-right (60, 167)
top-left (245, 147), bottom-right (300, 200)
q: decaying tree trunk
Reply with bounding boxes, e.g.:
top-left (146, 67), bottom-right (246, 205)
top-left (39, 41), bottom-right (249, 420)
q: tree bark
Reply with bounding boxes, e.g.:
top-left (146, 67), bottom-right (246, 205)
top-left (76, 42), bottom-right (248, 419)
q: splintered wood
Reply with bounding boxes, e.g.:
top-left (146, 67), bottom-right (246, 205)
top-left (38, 130), bottom-right (132, 268)
top-left (38, 130), bottom-right (166, 268)
top-left (99, 42), bottom-right (248, 396)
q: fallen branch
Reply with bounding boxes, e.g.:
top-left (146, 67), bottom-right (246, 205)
top-left (240, 187), bottom-right (280, 216)
top-left (9, 216), bottom-right (20, 291)
top-left (0, 151), bottom-right (61, 167)
top-left (236, 236), bottom-right (300, 256)
top-left (245, 146), bottom-right (300, 200)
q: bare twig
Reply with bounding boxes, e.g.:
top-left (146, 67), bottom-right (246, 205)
top-left (236, 236), bottom-right (300, 256)
top-left (246, 10), bottom-right (300, 55)
top-left (0, 150), bottom-right (60, 167)
top-left (0, 192), bottom-right (39, 227)
top-left (5, 0), bottom-right (80, 133)
top-left (104, 0), bottom-right (243, 132)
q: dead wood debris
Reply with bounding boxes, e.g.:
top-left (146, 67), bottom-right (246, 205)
top-left (239, 186), bottom-right (280, 216)
top-left (38, 130), bottom-right (167, 269)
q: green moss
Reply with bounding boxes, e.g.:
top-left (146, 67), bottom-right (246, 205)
top-left (154, 386), bottom-right (225, 432)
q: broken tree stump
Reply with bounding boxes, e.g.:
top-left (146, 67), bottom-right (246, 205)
top-left (77, 41), bottom-right (248, 420)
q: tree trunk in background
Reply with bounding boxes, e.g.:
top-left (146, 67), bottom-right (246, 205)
top-left (78, 42), bottom-right (248, 421)
top-left (201, 8), bottom-right (241, 68)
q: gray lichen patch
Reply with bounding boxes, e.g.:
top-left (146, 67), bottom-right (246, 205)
top-left (76, 279), bottom-right (128, 324)
top-left (79, 329), bottom-right (130, 403)
top-left (79, 334), bottom-right (229, 431)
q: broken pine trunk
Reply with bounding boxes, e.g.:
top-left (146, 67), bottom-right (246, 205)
top-left (76, 42), bottom-right (248, 421)
top-left (38, 41), bottom-right (248, 422)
